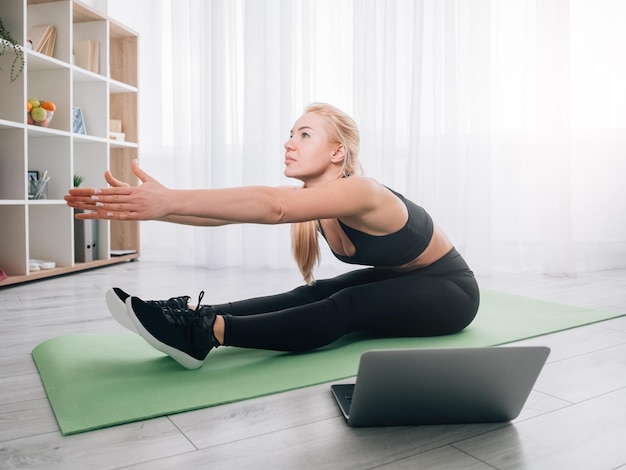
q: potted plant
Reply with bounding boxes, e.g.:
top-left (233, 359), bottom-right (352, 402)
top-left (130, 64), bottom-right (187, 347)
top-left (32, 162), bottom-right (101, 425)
top-left (0, 16), bottom-right (24, 82)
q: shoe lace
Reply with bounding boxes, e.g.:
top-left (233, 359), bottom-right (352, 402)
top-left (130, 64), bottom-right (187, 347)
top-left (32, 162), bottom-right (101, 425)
top-left (162, 290), bottom-right (213, 328)
top-left (187, 291), bottom-right (216, 323)
top-left (195, 290), bottom-right (205, 307)
top-left (157, 291), bottom-right (219, 351)
top-left (149, 295), bottom-right (191, 310)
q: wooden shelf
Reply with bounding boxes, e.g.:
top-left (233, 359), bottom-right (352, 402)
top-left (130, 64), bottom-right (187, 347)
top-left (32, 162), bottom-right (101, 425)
top-left (0, 254), bottom-right (140, 287)
top-left (0, 0), bottom-right (140, 286)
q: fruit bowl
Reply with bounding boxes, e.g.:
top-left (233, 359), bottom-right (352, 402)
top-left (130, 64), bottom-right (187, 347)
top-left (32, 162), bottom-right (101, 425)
top-left (27, 99), bottom-right (56, 128)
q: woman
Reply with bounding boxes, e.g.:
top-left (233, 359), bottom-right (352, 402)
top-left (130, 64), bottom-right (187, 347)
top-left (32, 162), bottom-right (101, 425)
top-left (65, 103), bottom-right (479, 370)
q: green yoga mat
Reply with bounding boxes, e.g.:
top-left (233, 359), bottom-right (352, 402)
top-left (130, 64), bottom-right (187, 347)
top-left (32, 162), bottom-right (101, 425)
top-left (32, 289), bottom-right (622, 435)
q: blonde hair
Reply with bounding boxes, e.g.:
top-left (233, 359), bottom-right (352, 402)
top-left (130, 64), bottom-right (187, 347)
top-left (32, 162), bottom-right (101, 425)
top-left (291, 103), bottom-right (362, 284)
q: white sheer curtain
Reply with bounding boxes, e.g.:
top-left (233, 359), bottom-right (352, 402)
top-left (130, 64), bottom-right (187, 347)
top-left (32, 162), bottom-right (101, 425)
top-left (109, 0), bottom-right (626, 277)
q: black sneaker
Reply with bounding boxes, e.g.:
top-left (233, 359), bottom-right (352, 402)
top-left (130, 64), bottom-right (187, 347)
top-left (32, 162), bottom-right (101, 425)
top-left (105, 287), bottom-right (191, 334)
top-left (126, 292), bottom-right (220, 370)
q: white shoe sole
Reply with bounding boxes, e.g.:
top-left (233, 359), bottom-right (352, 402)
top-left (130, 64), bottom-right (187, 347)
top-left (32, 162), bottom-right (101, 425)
top-left (105, 288), bottom-right (139, 333)
top-left (125, 297), bottom-right (204, 370)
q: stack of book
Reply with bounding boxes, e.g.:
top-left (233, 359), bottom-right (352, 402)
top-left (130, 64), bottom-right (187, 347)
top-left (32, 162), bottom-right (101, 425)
top-left (109, 119), bottom-right (125, 141)
top-left (27, 24), bottom-right (57, 56)
top-left (74, 39), bottom-right (100, 73)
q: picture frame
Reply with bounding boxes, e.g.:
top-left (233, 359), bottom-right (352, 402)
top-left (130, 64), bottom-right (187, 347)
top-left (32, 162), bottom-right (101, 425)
top-left (72, 107), bottom-right (86, 135)
top-left (28, 170), bottom-right (39, 199)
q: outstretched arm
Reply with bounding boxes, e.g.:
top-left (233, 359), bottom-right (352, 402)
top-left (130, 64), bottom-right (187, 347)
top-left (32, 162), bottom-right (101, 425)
top-left (66, 161), bottom-right (233, 225)
top-left (65, 159), bottom-right (391, 226)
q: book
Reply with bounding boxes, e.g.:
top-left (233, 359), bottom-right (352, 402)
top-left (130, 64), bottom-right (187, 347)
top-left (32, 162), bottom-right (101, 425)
top-left (28, 24), bottom-right (57, 57)
top-left (110, 249), bottom-right (137, 257)
top-left (74, 39), bottom-right (100, 73)
top-left (110, 119), bottom-right (122, 133)
top-left (109, 132), bottom-right (126, 142)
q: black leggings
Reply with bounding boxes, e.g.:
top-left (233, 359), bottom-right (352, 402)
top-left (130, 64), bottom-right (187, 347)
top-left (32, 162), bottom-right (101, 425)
top-left (218, 248), bottom-right (479, 352)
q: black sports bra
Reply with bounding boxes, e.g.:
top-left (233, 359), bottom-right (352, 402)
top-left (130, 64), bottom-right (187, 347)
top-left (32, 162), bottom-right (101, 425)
top-left (319, 188), bottom-right (434, 267)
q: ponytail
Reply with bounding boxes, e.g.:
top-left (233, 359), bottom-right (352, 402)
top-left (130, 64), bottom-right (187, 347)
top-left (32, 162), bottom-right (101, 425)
top-left (291, 220), bottom-right (320, 285)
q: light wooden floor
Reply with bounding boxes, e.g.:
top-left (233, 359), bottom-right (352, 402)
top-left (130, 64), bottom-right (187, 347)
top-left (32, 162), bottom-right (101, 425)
top-left (1, 261), bottom-right (625, 470)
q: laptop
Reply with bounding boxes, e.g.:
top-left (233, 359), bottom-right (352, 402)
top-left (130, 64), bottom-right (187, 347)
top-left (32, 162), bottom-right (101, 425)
top-left (331, 346), bottom-right (550, 427)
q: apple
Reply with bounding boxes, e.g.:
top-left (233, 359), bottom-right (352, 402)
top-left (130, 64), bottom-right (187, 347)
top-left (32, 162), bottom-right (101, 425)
top-left (31, 106), bottom-right (48, 122)
top-left (28, 98), bottom-right (41, 108)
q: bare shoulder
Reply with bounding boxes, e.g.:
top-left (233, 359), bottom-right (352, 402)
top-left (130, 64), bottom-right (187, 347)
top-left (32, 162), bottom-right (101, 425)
top-left (267, 178), bottom-right (390, 223)
top-left (315, 177), bottom-right (392, 211)
top-left (323, 177), bottom-right (407, 233)
top-left (333, 177), bottom-right (402, 206)
top-left (277, 177), bottom-right (384, 198)
top-left (323, 176), bottom-right (386, 194)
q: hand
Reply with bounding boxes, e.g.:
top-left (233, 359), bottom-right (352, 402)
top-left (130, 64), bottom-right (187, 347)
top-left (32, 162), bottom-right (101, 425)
top-left (64, 160), bottom-right (171, 220)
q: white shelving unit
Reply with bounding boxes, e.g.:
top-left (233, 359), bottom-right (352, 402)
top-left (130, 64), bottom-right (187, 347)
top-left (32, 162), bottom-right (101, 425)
top-left (0, 0), bottom-right (139, 286)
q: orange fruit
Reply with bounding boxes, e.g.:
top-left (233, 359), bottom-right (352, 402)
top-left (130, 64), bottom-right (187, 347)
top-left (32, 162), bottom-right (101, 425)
top-left (27, 101), bottom-right (32, 112)
top-left (41, 101), bottom-right (56, 111)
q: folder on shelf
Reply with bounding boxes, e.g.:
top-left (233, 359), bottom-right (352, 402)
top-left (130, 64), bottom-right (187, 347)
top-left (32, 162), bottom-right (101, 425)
top-left (28, 24), bottom-right (57, 56)
top-left (74, 39), bottom-right (100, 73)
top-left (74, 214), bottom-right (99, 263)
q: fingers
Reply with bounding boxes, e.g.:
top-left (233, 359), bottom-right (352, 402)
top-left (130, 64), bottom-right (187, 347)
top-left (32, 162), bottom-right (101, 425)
top-left (66, 187), bottom-right (98, 196)
top-left (64, 190), bottom-right (127, 216)
top-left (69, 191), bottom-right (146, 220)
top-left (70, 194), bottom-right (140, 220)
top-left (67, 186), bottom-right (132, 197)
top-left (67, 161), bottom-right (159, 197)
top-left (65, 161), bottom-right (161, 221)
top-left (131, 159), bottom-right (154, 183)
top-left (105, 170), bottom-right (130, 188)
top-left (74, 209), bottom-right (138, 220)
top-left (74, 210), bottom-right (105, 220)
top-left (64, 193), bottom-right (99, 209)
top-left (65, 179), bottom-right (138, 217)
top-left (68, 165), bottom-right (135, 197)
top-left (65, 190), bottom-right (131, 212)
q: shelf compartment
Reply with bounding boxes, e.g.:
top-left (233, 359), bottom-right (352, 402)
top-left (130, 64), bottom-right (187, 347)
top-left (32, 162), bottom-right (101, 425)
top-left (73, 139), bottom-right (107, 188)
top-left (27, 67), bottom-right (71, 132)
top-left (0, 205), bottom-right (27, 276)
top-left (73, 79), bottom-right (108, 138)
top-left (0, 50), bottom-right (26, 122)
top-left (28, 134), bottom-right (71, 200)
top-left (72, 16), bottom-right (107, 76)
top-left (0, 127), bottom-right (27, 200)
top-left (29, 203), bottom-right (73, 268)
top-left (27, 0), bottom-right (72, 64)
top-left (109, 21), bottom-right (137, 88)
top-left (110, 92), bottom-right (137, 144)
